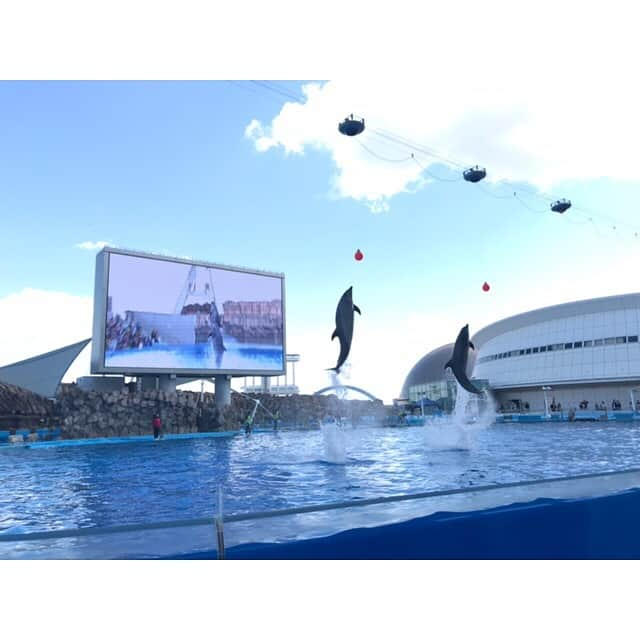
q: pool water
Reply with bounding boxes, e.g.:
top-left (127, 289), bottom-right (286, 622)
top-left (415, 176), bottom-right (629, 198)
top-left (3, 421), bottom-right (640, 537)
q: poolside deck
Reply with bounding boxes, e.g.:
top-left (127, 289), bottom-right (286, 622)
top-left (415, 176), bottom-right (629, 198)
top-left (496, 410), bottom-right (640, 423)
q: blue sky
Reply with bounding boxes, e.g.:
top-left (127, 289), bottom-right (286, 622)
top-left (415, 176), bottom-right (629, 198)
top-left (1, 80), bottom-right (640, 400)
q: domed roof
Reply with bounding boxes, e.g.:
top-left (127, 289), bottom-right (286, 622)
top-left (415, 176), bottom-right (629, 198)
top-left (400, 343), bottom-right (477, 398)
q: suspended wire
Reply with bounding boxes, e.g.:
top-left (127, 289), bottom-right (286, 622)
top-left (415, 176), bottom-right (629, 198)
top-left (371, 124), bottom-right (639, 237)
top-left (369, 129), bottom-right (467, 169)
top-left (358, 118), bottom-right (637, 234)
top-left (476, 182), bottom-right (517, 200)
top-left (410, 153), bottom-right (460, 182)
top-left (250, 80), bottom-right (306, 105)
top-left (557, 209), bottom-right (594, 226)
top-left (512, 193), bottom-right (547, 214)
top-left (226, 80), bottom-right (287, 106)
top-left (240, 80), bottom-right (640, 238)
top-left (356, 141), bottom-right (412, 163)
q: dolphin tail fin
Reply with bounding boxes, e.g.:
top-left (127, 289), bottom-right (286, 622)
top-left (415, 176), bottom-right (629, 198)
top-left (469, 341), bottom-right (475, 350)
top-left (444, 359), bottom-right (453, 371)
top-left (353, 304), bottom-right (361, 315)
top-left (331, 329), bottom-right (338, 340)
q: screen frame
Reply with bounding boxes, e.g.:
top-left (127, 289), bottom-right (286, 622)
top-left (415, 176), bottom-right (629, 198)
top-left (90, 247), bottom-right (286, 377)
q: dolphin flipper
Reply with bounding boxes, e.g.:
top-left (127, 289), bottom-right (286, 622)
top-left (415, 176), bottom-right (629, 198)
top-left (331, 329), bottom-right (338, 340)
top-left (444, 359), bottom-right (453, 371)
top-left (469, 341), bottom-right (475, 350)
top-left (353, 305), bottom-right (361, 315)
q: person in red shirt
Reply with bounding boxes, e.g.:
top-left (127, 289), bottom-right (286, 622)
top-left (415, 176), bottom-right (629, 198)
top-left (152, 414), bottom-right (162, 440)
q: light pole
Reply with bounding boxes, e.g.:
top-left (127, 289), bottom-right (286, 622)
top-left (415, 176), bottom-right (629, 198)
top-left (542, 386), bottom-right (552, 419)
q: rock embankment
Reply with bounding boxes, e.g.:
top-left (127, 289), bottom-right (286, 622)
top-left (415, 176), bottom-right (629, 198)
top-left (0, 382), bottom-right (53, 429)
top-left (0, 382), bottom-right (389, 439)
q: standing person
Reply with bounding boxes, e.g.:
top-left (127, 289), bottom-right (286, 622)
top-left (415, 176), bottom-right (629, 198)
top-left (273, 409), bottom-right (280, 431)
top-left (244, 413), bottom-right (253, 435)
top-left (152, 413), bottom-right (162, 440)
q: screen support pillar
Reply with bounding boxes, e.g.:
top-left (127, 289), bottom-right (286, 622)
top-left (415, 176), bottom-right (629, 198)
top-left (215, 375), bottom-right (231, 409)
top-left (157, 375), bottom-right (177, 392)
top-left (139, 375), bottom-right (177, 392)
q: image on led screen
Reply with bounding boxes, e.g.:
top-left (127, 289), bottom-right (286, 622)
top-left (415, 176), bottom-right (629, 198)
top-left (104, 253), bottom-right (284, 372)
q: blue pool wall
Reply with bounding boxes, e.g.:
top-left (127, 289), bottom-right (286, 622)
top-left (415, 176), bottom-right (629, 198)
top-left (166, 488), bottom-right (640, 560)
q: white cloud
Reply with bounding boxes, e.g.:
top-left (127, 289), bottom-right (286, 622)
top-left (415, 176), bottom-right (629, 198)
top-left (75, 240), bottom-right (110, 251)
top-left (0, 289), bottom-right (93, 383)
top-left (245, 76), bottom-right (640, 211)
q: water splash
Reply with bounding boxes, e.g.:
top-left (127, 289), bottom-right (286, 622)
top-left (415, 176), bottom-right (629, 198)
top-left (424, 383), bottom-right (496, 451)
top-left (320, 421), bottom-right (347, 464)
top-left (328, 365), bottom-right (351, 401)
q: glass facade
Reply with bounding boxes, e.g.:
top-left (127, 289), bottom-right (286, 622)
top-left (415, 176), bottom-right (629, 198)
top-left (408, 377), bottom-right (490, 413)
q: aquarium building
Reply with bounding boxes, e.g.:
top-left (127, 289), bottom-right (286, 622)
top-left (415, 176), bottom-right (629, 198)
top-left (402, 293), bottom-right (640, 413)
top-left (471, 293), bottom-right (640, 412)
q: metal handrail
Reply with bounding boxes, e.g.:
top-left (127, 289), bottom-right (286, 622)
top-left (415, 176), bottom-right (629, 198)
top-left (1, 466), bottom-right (640, 544)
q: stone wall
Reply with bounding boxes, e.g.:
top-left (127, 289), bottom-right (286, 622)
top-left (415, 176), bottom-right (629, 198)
top-left (53, 384), bottom-right (389, 440)
top-left (55, 384), bottom-right (215, 439)
top-left (0, 381), bottom-right (390, 439)
top-left (0, 382), bottom-right (53, 429)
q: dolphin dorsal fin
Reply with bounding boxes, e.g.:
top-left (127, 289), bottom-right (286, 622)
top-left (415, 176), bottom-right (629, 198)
top-left (353, 304), bottom-right (361, 315)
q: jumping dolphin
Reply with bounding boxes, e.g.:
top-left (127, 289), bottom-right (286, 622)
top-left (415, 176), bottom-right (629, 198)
top-left (327, 286), bottom-right (361, 373)
top-left (445, 324), bottom-right (482, 395)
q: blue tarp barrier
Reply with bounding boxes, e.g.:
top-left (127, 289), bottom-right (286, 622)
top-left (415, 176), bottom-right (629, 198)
top-left (166, 488), bottom-right (640, 560)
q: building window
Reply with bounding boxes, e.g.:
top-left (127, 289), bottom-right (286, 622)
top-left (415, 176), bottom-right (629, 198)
top-left (482, 331), bottom-right (640, 362)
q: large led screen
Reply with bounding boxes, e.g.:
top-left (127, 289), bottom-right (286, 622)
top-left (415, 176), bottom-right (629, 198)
top-left (99, 251), bottom-right (284, 374)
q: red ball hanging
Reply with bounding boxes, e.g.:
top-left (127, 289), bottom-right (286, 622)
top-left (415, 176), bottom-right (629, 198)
top-left (482, 282), bottom-right (490, 292)
top-left (354, 249), bottom-right (364, 261)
